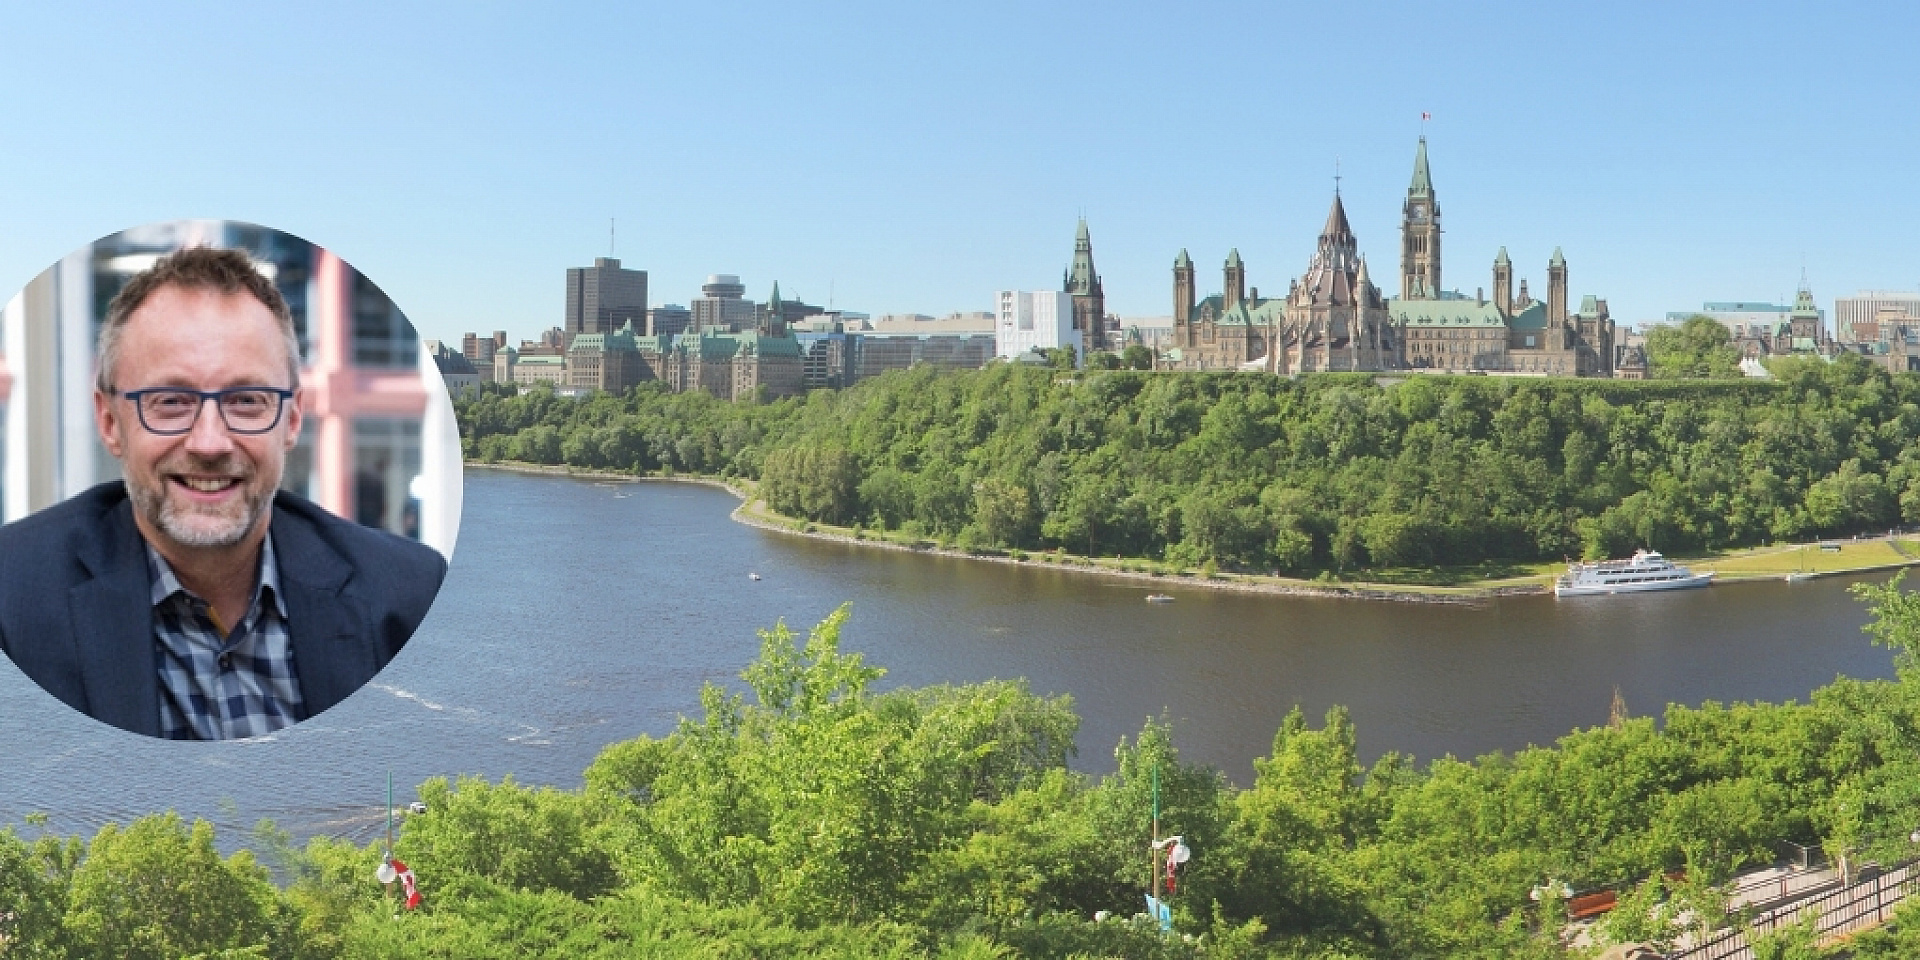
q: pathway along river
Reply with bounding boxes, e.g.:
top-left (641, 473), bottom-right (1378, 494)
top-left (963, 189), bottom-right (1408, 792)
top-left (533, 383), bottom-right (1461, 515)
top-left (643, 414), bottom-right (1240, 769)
top-left (0, 469), bottom-right (1900, 844)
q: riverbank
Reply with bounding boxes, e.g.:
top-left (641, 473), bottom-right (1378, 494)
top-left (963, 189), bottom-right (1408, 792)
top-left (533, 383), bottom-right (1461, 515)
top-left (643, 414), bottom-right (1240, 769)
top-left (464, 461), bottom-right (1920, 603)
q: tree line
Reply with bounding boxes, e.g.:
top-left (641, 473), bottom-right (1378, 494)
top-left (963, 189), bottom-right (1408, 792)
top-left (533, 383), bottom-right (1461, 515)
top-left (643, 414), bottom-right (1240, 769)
top-left (459, 356), bottom-right (1920, 572)
top-left (10, 584), bottom-right (1920, 958)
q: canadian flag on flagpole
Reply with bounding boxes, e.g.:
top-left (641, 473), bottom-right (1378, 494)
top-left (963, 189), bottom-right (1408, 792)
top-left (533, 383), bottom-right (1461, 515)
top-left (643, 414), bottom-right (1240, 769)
top-left (389, 858), bottom-right (423, 910)
top-left (1422, 112), bottom-right (1431, 121)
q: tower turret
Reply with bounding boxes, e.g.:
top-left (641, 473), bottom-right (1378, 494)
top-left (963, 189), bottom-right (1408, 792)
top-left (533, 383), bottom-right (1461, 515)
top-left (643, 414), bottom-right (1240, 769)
top-left (1791, 276), bottom-right (1821, 341)
top-left (1547, 248), bottom-right (1568, 327)
top-left (1492, 247), bottom-right (1513, 316)
top-left (1224, 248), bottom-right (1245, 308)
top-left (1174, 249), bottom-right (1195, 328)
top-left (1066, 218), bottom-right (1104, 335)
top-left (763, 281), bottom-right (786, 336)
top-left (1400, 137), bottom-right (1442, 300)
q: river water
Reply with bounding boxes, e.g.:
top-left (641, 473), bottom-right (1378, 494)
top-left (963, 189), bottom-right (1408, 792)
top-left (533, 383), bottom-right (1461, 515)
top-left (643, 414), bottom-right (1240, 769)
top-left (0, 469), bottom-right (1899, 843)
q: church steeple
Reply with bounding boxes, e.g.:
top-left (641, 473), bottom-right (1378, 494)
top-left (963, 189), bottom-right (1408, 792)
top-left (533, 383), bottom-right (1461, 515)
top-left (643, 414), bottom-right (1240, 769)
top-left (1401, 137), bottom-right (1442, 300)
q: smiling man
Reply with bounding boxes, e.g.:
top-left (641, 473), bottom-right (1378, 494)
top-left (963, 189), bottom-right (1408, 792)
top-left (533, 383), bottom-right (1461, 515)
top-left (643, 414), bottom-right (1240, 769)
top-left (0, 247), bottom-right (446, 739)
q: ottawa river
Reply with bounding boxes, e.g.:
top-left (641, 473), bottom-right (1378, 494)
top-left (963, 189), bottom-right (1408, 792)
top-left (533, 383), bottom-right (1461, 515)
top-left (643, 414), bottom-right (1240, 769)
top-left (0, 469), bottom-right (1900, 844)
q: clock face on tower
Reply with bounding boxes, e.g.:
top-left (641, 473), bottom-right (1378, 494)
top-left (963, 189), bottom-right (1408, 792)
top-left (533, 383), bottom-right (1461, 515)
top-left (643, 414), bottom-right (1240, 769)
top-left (1411, 206), bottom-right (1428, 223)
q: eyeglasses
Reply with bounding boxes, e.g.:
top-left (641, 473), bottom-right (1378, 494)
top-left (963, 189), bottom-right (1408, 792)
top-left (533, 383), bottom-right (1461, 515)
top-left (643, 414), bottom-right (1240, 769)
top-left (117, 387), bottom-right (295, 436)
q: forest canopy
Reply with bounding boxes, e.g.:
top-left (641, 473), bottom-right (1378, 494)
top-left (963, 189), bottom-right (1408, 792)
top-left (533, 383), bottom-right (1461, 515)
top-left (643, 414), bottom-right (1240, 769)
top-left (460, 357), bottom-right (1920, 568)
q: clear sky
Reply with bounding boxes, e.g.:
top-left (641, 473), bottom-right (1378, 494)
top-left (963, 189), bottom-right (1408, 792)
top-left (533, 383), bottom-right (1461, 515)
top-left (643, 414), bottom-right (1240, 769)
top-left (0, 1), bottom-right (1913, 347)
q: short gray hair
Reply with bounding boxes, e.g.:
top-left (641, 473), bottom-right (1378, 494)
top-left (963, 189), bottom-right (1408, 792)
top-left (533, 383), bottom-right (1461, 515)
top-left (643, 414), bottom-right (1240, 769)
top-left (96, 246), bottom-right (302, 393)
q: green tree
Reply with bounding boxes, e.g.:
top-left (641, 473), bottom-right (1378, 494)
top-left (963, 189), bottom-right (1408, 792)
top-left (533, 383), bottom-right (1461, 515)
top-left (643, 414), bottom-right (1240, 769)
top-left (0, 824), bottom-right (76, 960)
top-left (64, 814), bottom-right (276, 960)
top-left (1645, 316), bottom-right (1743, 379)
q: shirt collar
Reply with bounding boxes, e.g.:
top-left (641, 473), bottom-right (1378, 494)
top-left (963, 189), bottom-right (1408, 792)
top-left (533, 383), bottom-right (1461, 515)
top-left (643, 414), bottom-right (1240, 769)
top-left (146, 534), bottom-right (286, 619)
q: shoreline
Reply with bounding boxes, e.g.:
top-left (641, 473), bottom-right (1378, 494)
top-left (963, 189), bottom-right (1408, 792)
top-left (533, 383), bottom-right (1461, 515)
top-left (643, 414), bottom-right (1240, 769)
top-left (465, 462), bottom-right (1920, 604)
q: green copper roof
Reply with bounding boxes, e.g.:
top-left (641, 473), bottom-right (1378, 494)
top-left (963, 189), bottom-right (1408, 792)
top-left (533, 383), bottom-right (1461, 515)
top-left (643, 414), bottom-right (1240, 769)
top-left (1175, 248), bottom-right (1191, 268)
top-left (1067, 218), bottom-right (1099, 296)
top-left (1408, 137), bottom-right (1433, 199)
top-left (1387, 297), bottom-right (1508, 328)
top-left (1578, 295), bottom-right (1599, 316)
top-left (1192, 293), bottom-right (1283, 327)
top-left (1495, 246), bottom-right (1509, 265)
top-left (1792, 285), bottom-right (1819, 318)
top-left (1226, 248), bottom-right (1242, 267)
top-left (1505, 301), bottom-right (1550, 330)
top-left (1550, 247), bottom-right (1565, 267)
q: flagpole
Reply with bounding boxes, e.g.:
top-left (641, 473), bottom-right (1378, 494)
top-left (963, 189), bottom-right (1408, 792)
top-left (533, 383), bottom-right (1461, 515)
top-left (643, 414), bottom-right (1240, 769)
top-left (1150, 762), bottom-right (1161, 904)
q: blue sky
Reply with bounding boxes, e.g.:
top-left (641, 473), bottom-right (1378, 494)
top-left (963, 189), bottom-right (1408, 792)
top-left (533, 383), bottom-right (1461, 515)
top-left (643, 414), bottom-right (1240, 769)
top-left (0, 1), bottom-right (1913, 347)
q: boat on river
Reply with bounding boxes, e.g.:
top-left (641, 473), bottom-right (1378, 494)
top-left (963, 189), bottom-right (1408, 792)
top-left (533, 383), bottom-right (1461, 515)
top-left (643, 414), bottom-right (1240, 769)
top-left (1145, 594), bottom-right (1175, 604)
top-left (1553, 550), bottom-right (1713, 598)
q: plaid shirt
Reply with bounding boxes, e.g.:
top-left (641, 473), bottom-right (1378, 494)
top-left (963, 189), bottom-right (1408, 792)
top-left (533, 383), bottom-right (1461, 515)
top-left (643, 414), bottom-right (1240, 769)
top-left (148, 536), bottom-right (304, 740)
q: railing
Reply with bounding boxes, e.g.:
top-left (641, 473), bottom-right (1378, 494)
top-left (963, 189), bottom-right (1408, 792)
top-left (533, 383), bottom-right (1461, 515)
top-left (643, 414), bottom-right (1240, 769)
top-left (1669, 860), bottom-right (1919, 960)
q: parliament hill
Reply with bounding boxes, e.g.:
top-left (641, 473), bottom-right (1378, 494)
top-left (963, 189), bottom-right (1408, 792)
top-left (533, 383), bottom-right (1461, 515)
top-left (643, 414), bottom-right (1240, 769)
top-left (1163, 138), bottom-right (1619, 377)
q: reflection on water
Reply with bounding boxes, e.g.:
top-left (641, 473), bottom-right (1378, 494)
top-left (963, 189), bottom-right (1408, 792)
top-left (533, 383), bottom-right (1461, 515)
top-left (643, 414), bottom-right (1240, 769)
top-left (0, 469), bottom-right (1896, 842)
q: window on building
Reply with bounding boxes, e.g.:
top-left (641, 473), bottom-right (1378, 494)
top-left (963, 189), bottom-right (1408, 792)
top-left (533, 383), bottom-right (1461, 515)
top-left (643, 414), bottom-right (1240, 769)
top-left (352, 417), bottom-right (423, 540)
top-left (353, 274), bottom-right (419, 368)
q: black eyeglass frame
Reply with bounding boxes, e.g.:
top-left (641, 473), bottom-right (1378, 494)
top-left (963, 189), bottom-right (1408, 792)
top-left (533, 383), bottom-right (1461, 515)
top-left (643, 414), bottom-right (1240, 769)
top-left (114, 387), bottom-right (297, 436)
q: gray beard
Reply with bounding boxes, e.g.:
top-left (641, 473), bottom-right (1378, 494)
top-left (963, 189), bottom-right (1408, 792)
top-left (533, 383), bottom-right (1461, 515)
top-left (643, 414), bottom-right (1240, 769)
top-left (127, 466), bottom-right (270, 549)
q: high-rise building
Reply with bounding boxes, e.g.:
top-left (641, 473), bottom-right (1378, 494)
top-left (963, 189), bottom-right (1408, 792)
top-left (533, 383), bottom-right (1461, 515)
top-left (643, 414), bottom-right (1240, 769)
top-left (1836, 291), bottom-right (1920, 343)
top-left (996, 289), bottom-right (1080, 365)
top-left (647, 304), bottom-right (692, 337)
top-left (691, 274), bottom-right (757, 332)
top-left (565, 257), bottom-right (648, 337)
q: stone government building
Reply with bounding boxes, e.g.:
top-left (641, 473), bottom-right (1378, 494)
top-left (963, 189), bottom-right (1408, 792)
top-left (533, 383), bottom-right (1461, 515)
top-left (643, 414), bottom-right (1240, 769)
top-left (1164, 138), bottom-right (1617, 377)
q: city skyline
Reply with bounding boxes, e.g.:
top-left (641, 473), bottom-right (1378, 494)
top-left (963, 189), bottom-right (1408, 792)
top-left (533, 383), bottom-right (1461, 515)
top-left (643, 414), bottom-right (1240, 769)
top-left (0, 3), bottom-right (1913, 348)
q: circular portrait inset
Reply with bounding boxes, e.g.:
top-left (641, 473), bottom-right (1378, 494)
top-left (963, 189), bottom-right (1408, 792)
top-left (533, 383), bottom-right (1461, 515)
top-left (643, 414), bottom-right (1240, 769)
top-left (0, 220), bottom-right (462, 739)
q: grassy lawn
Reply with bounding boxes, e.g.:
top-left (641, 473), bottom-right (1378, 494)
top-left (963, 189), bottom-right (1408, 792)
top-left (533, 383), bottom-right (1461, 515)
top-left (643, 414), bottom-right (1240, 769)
top-left (1693, 539), bottom-right (1920, 578)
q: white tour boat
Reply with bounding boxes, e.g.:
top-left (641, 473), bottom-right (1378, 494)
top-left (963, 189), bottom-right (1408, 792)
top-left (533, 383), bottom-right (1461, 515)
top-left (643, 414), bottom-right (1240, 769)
top-left (1553, 550), bottom-right (1713, 598)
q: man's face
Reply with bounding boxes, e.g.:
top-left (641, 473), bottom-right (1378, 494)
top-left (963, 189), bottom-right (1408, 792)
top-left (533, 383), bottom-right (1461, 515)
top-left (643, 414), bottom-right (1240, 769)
top-left (94, 285), bottom-right (303, 553)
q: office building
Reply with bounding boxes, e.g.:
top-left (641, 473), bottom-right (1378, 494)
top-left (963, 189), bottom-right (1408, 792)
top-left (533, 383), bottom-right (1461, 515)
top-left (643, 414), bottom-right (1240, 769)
top-left (648, 304), bottom-right (692, 337)
top-left (1836, 291), bottom-right (1920, 343)
top-left (565, 257), bottom-right (648, 336)
top-left (691, 274), bottom-right (757, 332)
top-left (996, 289), bottom-right (1080, 365)
top-left (567, 322), bottom-right (649, 394)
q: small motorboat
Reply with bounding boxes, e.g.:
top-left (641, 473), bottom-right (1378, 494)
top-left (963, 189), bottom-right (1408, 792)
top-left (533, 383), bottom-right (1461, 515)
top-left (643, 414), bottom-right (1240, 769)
top-left (1145, 594), bottom-right (1174, 604)
top-left (749, 572), bottom-right (762, 581)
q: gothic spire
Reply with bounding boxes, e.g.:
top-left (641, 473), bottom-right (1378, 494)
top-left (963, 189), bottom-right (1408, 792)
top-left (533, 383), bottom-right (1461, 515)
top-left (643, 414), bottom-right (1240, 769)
top-left (1067, 218), bottom-right (1099, 296)
top-left (1322, 192), bottom-right (1354, 241)
top-left (1408, 136), bottom-right (1433, 199)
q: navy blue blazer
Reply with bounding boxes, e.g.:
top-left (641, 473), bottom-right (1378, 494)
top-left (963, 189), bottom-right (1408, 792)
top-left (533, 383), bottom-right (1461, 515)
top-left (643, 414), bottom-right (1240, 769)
top-left (0, 482), bottom-right (446, 737)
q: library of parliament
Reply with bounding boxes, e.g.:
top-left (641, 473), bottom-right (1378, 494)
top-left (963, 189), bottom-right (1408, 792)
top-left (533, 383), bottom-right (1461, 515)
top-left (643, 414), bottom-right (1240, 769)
top-left (1162, 139), bottom-right (1617, 377)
